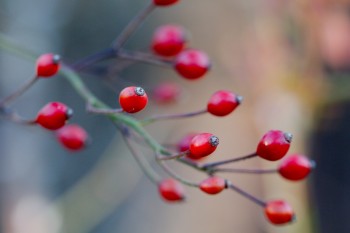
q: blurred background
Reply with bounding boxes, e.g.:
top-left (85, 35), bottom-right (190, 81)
top-left (0, 0), bottom-right (349, 232)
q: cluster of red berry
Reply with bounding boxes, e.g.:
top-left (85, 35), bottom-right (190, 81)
top-left (0, 0), bottom-right (315, 227)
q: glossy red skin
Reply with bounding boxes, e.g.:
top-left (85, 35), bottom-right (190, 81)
top-left (176, 133), bottom-right (202, 160)
top-left (36, 53), bottom-right (60, 77)
top-left (177, 133), bottom-right (197, 152)
top-left (189, 133), bottom-right (218, 159)
top-left (57, 124), bottom-right (88, 151)
top-left (256, 130), bottom-right (291, 161)
top-left (152, 25), bottom-right (186, 57)
top-left (207, 90), bottom-right (241, 116)
top-left (153, 82), bottom-right (181, 104)
top-left (265, 200), bottom-right (294, 225)
top-left (278, 154), bottom-right (313, 181)
top-left (199, 177), bottom-right (226, 195)
top-left (174, 49), bottom-right (210, 80)
top-left (119, 86), bottom-right (148, 113)
top-left (158, 178), bottom-right (185, 202)
top-left (153, 0), bottom-right (179, 6)
top-left (36, 102), bottom-right (71, 130)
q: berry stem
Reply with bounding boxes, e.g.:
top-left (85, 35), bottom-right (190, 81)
top-left (141, 109), bottom-right (207, 125)
top-left (112, 2), bottom-right (156, 50)
top-left (156, 154), bottom-right (199, 187)
top-left (0, 74), bottom-right (38, 107)
top-left (201, 152), bottom-right (258, 169)
top-left (61, 66), bottom-right (168, 154)
top-left (227, 182), bottom-right (267, 207)
top-left (121, 125), bottom-right (161, 183)
top-left (156, 150), bottom-right (189, 161)
top-left (118, 50), bottom-right (172, 67)
top-left (71, 48), bottom-right (115, 71)
top-left (86, 103), bottom-right (123, 114)
top-left (0, 107), bottom-right (36, 125)
top-left (212, 168), bottom-right (277, 174)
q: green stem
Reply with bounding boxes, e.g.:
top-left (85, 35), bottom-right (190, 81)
top-left (0, 34), bottom-right (167, 154)
top-left (61, 65), bottom-right (166, 153)
top-left (122, 129), bottom-right (161, 183)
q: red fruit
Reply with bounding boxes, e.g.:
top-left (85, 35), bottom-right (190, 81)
top-left (152, 25), bottom-right (186, 57)
top-left (256, 130), bottom-right (292, 161)
top-left (207, 90), bottom-right (242, 116)
top-left (189, 133), bottom-right (219, 159)
top-left (177, 133), bottom-right (197, 152)
top-left (36, 102), bottom-right (72, 130)
top-left (153, 0), bottom-right (179, 6)
top-left (36, 53), bottom-right (61, 77)
top-left (264, 200), bottom-right (295, 225)
top-left (174, 49), bottom-right (210, 80)
top-left (153, 82), bottom-right (181, 104)
top-left (199, 177), bottom-right (226, 195)
top-left (158, 178), bottom-right (185, 202)
top-left (176, 133), bottom-right (202, 161)
top-left (57, 124), bottom-right (88, 151)
top-left (278, 154), bottom-right (314, 181)
top-left (119, 86), bottom-right (148, 113)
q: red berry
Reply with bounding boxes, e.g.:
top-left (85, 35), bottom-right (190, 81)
top-left (199, 177), bottom-right (226, 195)
top-left (207, 90), bottom-right (242, 116)
top-left (177, 133), bottom-right (197, 152)
top-left (264, 200), bottom-right (295, 225)
top-left (36, 53), bottom-right (61, 77)
top-left (57, 124), bottom-right (88, 151)
top-left (158, 178), bottom-right (185, 202)
top-left (278, 154), bottom-right (314, 181)
top-left (153, 0), bottom-right (179, 6)
top-left (176, 133), bottom-right (203, 160)
top-left (174, 49), bottom-right (210, 80)
top-left (256, 130), bottom-right (292, 161)
top-left (153, 82), bottom-right (181, 104)
top-left (119, 86), bottom-right (148, 113)
top-left (36, 102), bottom-right (72, 130)
top-left (189, 133), bottom-right (219, 159)
top-left (152, 25), bottom-right (186, 57)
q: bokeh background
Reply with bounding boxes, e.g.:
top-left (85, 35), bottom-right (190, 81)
top-left (0, 0), bottom-right (349, 232)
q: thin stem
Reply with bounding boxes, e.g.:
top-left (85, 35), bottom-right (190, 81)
top-left (71, 48), bottom-right (115, 71)
top-left (156, 150), bottom-right (189, 161)
top-left (212, 168), bottom-right (277, 174)
top-left (0, 107), bottom-right (36, 125)
top-left (60, 66), bottom-right (168, 154)
top-left (156, 155), bottom-right (199, 187)
top-left (112, 2), bottom-right (156, 49)
top-left (118, 50), bottom-right (172, 67)
top-left (201, 152), bottom-right (258, 169)
top-left (227, 182), bottom-right (266, 207)
top-left (87, 103), bottom-right (123, 114)
top-left (141, 109), bottom-right (207, 125)
top-left (122, 127), bottom-right (161, 183)
top-left (0, 75), bottom-right (38, 107)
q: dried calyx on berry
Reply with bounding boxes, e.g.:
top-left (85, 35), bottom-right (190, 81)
top-left (256, 130), bottom-right (292, 161)
top-left (278, 154), bottom-right (315, 181)
top-left (189, 133), bottom-right (219, 159)
top-left (119, 86), bottom-right (148, 113)
top-left (207, 90), bottom-right (243, 117)
top-left (36, 53), bottom-right (61, 78)
top-left (36, 102), bottom-right (72, 130)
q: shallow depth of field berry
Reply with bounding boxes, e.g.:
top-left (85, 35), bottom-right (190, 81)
top-left (2, 0), bottom-right (346, 232)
